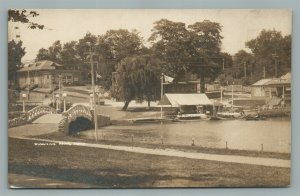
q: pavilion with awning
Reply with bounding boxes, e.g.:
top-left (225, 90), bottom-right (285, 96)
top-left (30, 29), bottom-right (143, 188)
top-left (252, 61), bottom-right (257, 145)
top-left (158, 93), bottom-right (213, 114)
top-left (158, 93), bottom-right (212, 106)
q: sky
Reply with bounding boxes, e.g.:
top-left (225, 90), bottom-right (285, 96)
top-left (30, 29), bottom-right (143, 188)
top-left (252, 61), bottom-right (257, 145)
top-left (8, 9), bottom-right (292, 62)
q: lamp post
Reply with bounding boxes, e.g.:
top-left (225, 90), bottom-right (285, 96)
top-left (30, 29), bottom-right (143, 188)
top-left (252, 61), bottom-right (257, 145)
top-left (22, 93), bottom-right (27, 112)
top-left (87, 41), bottom-right (98, 141)
top-left (55, 94), bottom-right (59, 112)
top-left (62, 93), bottom-right (67, 112)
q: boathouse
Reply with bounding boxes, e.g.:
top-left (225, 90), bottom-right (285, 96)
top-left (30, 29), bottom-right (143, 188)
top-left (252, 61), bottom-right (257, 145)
top-left (158, 93), bottom-right (213, 114)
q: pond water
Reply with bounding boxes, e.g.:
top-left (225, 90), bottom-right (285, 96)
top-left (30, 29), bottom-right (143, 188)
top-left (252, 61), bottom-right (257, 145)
top-left (82, 118), bottom-right (291, 153)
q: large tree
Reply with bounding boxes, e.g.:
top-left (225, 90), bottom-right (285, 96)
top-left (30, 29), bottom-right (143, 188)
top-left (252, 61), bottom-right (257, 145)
top-left (8, 40), bottom-right (26, 84)
top-left (149, 19), bottom-right (224, 93)
top-left (97, 29), bottom-right (144, 90)
top-left (149, 19), bottom-right (191, 79)
top-left (187, 20), bottom-right (223, 92)
top-left (36, 48), bottom-right (50, 61)
top-left (246, 29), bottom-right (291, 78)
top-left (76, 32), bottom-right (98, 63)
top-left (35, 40), bottom-right (62, 63)
top-left (60, 41), bottom-right (82, 68)
top-left (114, 55), bottom-right (161, 111)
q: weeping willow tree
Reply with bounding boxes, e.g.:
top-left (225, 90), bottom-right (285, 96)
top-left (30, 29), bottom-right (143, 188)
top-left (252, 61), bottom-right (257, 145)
top-left (114, 55), bottom-right (161, 111)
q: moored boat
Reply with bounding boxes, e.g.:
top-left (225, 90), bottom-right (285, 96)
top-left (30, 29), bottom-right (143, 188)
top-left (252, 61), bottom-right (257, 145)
top-left (177, 113), bottom-right (208, 120)
top-left (245, 115), bottom-right (267, 121)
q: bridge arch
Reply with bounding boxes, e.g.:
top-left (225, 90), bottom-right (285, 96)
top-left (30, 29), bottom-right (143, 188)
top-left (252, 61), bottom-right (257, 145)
top-left (59, 104), bottom-right (94, 134)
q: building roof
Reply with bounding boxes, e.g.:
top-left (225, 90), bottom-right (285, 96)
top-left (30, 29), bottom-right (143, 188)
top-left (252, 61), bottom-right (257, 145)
top-left (251, 72), bottom-right (291, 87)
top-left (158, 93), bottom-right (212, 106)
top-left (18, 60), bottom-right (63, 72)
top-left (265, 72), bottom-right (291, 87)
top-left (280, 72), bottom-right (291, 80)
top-left (251, 79), bottom-right (273, 86)
top-left (265, 78), bottom-right (291, 86)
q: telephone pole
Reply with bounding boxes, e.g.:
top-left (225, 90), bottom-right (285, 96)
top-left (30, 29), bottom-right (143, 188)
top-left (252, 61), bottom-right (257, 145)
top-left (88, 42), bottom-right (98, 141)
top-left (244, 62), bottom-right (247, 78)
top-left (272, 53), bottom-right (279, 78)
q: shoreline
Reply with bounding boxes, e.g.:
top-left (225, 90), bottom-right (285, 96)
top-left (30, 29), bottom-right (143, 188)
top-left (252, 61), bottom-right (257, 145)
top-left (33, 131), bottom-right (291, 160)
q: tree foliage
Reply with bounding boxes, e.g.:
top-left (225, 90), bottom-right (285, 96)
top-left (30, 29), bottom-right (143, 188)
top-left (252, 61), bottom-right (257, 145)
top-left (35, 30), bottom-right (144, 90)
top-left (149, 19), bottom-right (191, 78)
top-left (36, 40), bottom-right (62, 63)
top-left (8, 9), bottom-right (44, 29)
top-left (8, 9), bottom-right (44, 87)
top-left (60, 41), bottom-right (82, 68)
top-left (149, 19), bottom-right (224, 92)
top-left (233, 50), bottom-right (254, 76)
top-left (114, 55), bottom-right (161, 110)
top-left (76, 32), bottom-right (98, 63)
top-left (246, 29), bottom-right (291, 78)
top-left (97, 29), bottom-right (144, 89)
top-left (8, 40), bottom-right (26, 83)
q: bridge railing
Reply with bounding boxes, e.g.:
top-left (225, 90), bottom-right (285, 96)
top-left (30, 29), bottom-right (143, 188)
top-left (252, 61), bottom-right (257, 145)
top-left (8, 105), bottom-right (57, 128)
top-left (27, 105), bottom-right (57, 122)
top-left (62, 104), bottom-right (93, 122)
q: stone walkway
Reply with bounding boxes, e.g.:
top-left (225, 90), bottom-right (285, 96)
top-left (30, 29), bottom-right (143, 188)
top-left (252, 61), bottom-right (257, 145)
top-left (32, 113), bottom-right (63, 124)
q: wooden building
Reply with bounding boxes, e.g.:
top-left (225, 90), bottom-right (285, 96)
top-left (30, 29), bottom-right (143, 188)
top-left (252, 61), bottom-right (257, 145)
top-left (17, 60), bottom-right (85, 89)
top-left (250, 72), bottom-right (291, 107)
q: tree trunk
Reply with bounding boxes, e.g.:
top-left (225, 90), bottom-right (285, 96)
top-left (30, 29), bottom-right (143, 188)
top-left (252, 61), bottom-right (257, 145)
top-left (122, 100), bottom-right (131, 111)
top-left (147, 99), bottom-right (151, 109)
top-left (200, 74), bottom-right (205, 93)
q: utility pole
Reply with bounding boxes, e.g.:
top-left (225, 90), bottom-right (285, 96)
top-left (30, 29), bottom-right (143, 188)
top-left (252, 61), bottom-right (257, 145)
top-left (222, 58), bottom-right (225, 71)
top-left (231, 81), bottom-right (234, 109)
top-left (160, 73), bottom-right (164, 119)
top-left (27, 70), bottom-right (30, 100)
top-left (88, 42), bottom-right (98, 141)
top-left (220, 86), bottom-right (223, 103)
top-left (58, 73), bottom-right (61, 112)
top-left (275, 57), bottom-right (278, 78)
top-left (244, 62), bottom-right (247, 78)
top-left (263, 66), bottom-right (266, 78)
top-left (272, 53), bottom-right (279, 78)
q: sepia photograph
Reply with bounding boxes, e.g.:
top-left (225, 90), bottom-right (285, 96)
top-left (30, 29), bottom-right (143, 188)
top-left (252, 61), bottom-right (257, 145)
top-left (8, 9), bottom-right (291, 188)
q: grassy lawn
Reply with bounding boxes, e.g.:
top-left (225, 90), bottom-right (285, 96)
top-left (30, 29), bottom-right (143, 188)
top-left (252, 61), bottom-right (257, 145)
top-left (9, 138), bottom-right (290, 188)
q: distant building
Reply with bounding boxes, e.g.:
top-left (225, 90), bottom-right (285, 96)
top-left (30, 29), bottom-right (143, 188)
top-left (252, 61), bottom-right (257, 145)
top-left (251, 78), bottom-right (273, 98)
top-left (250, 72), bottom-right (291, 107)
top-left (163, 73), bottom-right (221, 98)
top-left (16, 60), bottom-right (85, 89)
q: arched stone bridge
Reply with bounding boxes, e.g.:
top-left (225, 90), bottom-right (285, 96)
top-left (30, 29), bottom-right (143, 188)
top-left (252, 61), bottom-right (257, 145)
top-left (59, 104), bottom-right (94, 134)
top-left (9, 104), bottom-right (110, 134)
top-left (59, 104), bottom-right (110, 134)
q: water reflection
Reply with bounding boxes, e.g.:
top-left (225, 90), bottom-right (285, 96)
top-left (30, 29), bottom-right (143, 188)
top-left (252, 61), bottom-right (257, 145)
top-left (82, 118), bottom-right (291, 153)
